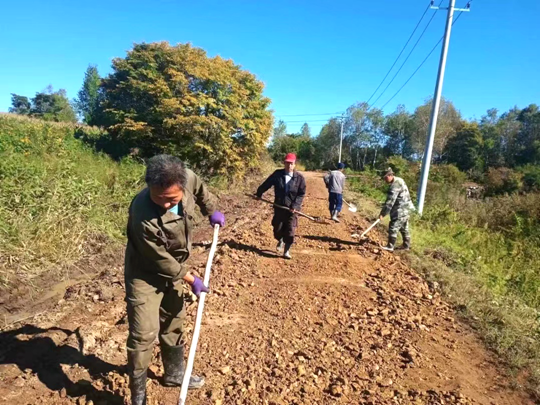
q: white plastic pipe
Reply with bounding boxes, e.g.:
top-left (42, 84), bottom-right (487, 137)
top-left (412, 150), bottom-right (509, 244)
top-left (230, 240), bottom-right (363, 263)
top-left (178, 224), bottom-right (220, 405)
top-left (360, 219), bottom-right (380, 238)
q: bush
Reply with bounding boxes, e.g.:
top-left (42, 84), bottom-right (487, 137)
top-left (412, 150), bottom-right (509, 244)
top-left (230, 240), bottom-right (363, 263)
top-left (484, 167), bottom-right (523, 196)
top-left (385, 156), bottom-right (409, 176)
top-left (430, 164), bottom-right (467, 186)
top-left (519, 165), bottom-right (540, 192)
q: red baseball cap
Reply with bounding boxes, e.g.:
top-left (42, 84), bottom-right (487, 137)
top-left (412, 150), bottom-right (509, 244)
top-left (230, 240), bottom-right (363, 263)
top-left (284, 153), bottom-right (296, 163)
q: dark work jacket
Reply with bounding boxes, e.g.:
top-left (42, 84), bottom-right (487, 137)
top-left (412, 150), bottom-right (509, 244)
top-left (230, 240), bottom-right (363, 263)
top-left (256, 169), bottom-right (306, 211)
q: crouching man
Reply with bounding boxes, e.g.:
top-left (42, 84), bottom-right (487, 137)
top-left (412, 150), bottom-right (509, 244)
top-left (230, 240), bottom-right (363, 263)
top-left (125, 154), bottom-right (225, 404)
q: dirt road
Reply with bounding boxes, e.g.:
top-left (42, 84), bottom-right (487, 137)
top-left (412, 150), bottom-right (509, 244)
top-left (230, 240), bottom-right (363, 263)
top-left (0, 172), bottom-right (533, 405)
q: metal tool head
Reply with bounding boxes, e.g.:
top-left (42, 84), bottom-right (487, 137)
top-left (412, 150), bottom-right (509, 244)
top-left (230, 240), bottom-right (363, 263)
top-left (347, 203), bottom-right (358, 213)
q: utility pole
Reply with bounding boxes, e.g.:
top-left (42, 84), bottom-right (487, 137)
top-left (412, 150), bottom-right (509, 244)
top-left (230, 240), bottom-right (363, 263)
top-left (338, 117), bottom-right (344, 163)
top-left (416, 0), bottom-right (470, 215)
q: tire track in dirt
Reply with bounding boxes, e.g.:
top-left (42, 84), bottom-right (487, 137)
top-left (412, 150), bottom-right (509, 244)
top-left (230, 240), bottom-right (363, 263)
top-left (0, 172), bottom-right (533, 405)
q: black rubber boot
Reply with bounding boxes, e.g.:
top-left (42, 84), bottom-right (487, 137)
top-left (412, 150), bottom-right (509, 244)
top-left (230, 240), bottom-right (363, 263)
top-left (161, 345), bottom-right (205, 389)
top-left (129, 369), bottom-right (147, 405)
top-left (397, 237), bottom-right (411, 250)
top-left (382, 236), bottom-right (397, 252)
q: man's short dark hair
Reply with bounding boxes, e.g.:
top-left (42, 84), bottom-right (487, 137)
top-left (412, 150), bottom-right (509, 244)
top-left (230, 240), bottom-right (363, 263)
top-left (145, 155), bottom-right (188, 189)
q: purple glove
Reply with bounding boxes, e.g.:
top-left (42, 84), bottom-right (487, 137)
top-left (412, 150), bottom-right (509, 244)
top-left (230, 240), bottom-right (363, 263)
top-left (209, 211), bottom-right (225, 227)
top-left (191, 276), bottom-right (209, 297)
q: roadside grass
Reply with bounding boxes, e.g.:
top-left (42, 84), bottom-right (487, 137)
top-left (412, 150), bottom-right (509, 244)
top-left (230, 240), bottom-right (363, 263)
top-left (0, 114), bottom-right (145, 287)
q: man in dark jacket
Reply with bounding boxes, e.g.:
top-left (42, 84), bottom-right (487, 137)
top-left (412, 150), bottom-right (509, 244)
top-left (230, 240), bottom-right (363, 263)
top-left (256, 153), bottom-right (306, 259)
top-left (125, 155), bottom-right (225, 405)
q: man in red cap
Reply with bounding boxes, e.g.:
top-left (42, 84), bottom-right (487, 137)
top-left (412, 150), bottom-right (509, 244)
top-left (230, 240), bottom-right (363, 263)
top-left (256, 153), bottom-right (306, 259)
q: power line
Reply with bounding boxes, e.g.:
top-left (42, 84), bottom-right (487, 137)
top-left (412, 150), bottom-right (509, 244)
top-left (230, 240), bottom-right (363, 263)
top-left (380, 10), bottom-right (465, 110)
top-left (369, 0), bottom-right (444, 109)
top-left (277, 112), bottom-right (343, 117)
top-left (366, 1), bottom-right (431, 105)
top-left (281, 119), bottom-right (337, 123)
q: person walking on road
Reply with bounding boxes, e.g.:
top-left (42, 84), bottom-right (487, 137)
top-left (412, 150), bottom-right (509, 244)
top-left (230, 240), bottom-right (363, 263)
top-left (124, 154), bottom-right (225, 405)
top-left (256, 153), bottom-right (306, 260)
top-left (324, 162), bottom-right (346, 222)
top-left (379, 168), bottom-right (415, 252)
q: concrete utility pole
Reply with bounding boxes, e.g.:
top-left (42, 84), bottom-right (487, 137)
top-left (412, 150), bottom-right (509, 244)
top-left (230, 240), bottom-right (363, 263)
top-left (416, 0), bottom-right (470, 215)
top-left (338, 117), bottom-right (344, 164)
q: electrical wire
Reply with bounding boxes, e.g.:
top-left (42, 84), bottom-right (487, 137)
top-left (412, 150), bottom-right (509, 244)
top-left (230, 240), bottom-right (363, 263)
top-left (366, 1), bottom-right (431, 105)
top-left (277, 112), bottom-right (343, 117)
top-left (379, 11), bottom-right (465, 110)
top-left (368, 0), bottom-right (445, 109)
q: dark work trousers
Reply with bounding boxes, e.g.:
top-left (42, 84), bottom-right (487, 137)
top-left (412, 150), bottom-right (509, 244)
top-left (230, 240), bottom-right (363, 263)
top-left (329, 192), bottom-right (343, 213)
top-left (271, 208), bottom-right (298, 245)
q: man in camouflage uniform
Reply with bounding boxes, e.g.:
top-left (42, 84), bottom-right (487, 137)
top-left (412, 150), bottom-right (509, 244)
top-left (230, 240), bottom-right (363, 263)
top-left (379, 168), bottom-right (415, 252)
top-left (125, 155), bottom-right (225, 405)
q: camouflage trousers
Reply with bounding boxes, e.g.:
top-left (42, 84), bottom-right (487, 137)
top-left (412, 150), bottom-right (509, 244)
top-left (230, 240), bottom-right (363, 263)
top-left (388, 215), bottom-right (410, 247)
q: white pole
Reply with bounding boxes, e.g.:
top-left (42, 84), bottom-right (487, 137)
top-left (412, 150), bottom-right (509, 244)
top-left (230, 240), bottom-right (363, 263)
top-left (417, 0), bottom-right (456, 215)
top-left (338, 118), bottom-right (344, 163)
top-left (178, 224), bottom-right (220, 405)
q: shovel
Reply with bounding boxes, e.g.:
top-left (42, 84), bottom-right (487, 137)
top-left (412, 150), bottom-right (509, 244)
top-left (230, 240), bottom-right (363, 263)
top-left (343, 199), bottom-right (357, 213)
top-left (249, 194), bottom-right (327, 224)
top-left (360, 219), bottom-right (380, 239)
top-left (178, 224), bottom-right (220, 405)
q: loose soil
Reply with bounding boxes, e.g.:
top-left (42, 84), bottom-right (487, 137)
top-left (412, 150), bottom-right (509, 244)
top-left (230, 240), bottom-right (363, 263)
top-left (0, 172), bottom-right (533, 405)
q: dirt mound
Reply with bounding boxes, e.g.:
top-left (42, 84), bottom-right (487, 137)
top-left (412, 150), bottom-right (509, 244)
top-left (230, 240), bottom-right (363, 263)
top-left (0, 173), bottom-right (533, 404)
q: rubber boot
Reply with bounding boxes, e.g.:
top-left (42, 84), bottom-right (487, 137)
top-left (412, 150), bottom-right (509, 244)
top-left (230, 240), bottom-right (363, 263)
top-left (397, 237), bottom-right (411, 251)
top-left (162, 345), bottom-right (205, 389)
top-left (283, 243), bottom-right (292, 260)
top-left (331, 210), bottom-right (340, 223)
top-left (276, 239), bottom-right (284, 252)
top-left (382, 237), bottom-right (397, 252)
top-left (129, 370), bottom-right (147, 405)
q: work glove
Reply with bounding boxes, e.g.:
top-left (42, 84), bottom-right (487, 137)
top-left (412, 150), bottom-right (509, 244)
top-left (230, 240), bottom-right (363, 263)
top-left (209, 211), bottom-right (225, 227)
top-left (191, 276), bottom-right (209, 297)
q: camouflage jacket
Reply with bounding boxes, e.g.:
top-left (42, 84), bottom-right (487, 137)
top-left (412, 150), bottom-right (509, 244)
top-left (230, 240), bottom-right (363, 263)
top-left (380, 176), bottom-right (415, 219)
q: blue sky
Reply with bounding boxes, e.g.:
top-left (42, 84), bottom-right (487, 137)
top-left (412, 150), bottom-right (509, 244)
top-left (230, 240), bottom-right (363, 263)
top-left (1, 0), bottom-right (538, 134)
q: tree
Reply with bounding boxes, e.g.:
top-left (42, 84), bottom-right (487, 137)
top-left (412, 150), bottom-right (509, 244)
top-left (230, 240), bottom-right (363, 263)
top-left (31, 87), bottom-right (77, 123)
top-left (445, 123), bottom-right (484, 172)
top-left (384, 105), bottom-right (414, 158)
top-left (343, 102), bottom-right (384, 170)
top-left (273, 120), bottom-right (287, 139)
top-left (300, 123), bottom-right (311, 138)
top-left (75, 65), bottom-right (102, 124)
top-left (410, 97), bottom-right (462, 161)
top-left (100, 42), bottom-right (272, 177)
top-left (9, 87), bottom-right (77, 123)
top-left (9, 94), bottom-right (31, 115)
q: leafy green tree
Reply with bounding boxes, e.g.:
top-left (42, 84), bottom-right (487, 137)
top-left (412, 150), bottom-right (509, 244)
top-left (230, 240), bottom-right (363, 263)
top-left (316, 118), bottom-right (342, 169)
top-left (410, 97), bottom-right (462, 160)
top-left (30, 87), bottom-right (77, 123)
top-left (343, 102), bottom-right (384, 170)
top-left (445, 123), bottom-right (484, 172)
top-left (384, 105), bottom-right (414, 158)
top-left (515, 104), bottom-right (540, 165)
top-left (9, 94), bottom-right (31, 115)
top-left (300, 123), bottom-right (311, 138)
top-left (75, 65), bottom-right (102, 124)
top-left (272, 120), bottom-right (287, 139)
top-left (100, 42), bottom-right (272, 177)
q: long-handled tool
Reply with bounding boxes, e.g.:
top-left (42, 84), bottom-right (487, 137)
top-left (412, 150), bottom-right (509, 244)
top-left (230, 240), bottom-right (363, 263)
top-left (360, 219), bottom-right (380, 238)
top-left (178, 224), bottom-right (220, 405)
top-left (343, 199), bottom-right (357, 213)
top-left (249, 195), bottom-right (327, 224)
